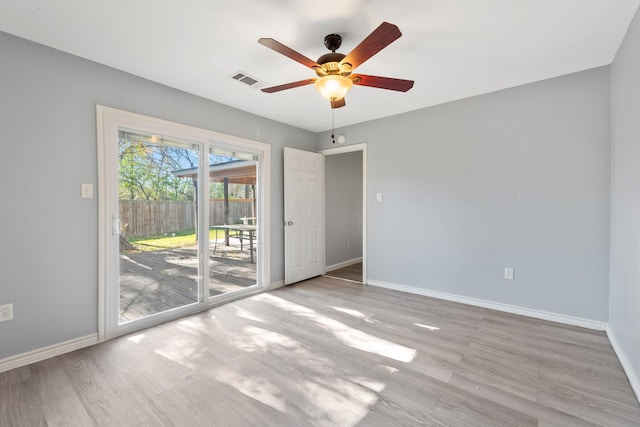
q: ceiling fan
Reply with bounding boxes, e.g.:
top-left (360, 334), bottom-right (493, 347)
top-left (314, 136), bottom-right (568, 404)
top-left (258, 22), bottom-right (414, 109)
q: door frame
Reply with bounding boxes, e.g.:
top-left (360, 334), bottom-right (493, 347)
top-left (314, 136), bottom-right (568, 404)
top-left (96, 105), bottom-right (271, 341)
top-left (318, 143), bottom-right (367, 285)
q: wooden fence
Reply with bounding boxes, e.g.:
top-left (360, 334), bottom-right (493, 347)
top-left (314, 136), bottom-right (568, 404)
top-left (120, 199), bottom-right (254, 237)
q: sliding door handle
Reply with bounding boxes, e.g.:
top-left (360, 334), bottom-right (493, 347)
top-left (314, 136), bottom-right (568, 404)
top-left (112, 216), bottom-right (121, 236)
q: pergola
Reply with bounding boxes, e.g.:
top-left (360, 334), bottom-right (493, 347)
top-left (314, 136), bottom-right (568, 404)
top-left (173, 160), bottom-right (257, 226)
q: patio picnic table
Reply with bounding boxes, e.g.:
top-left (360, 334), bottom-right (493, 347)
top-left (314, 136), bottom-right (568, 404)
top-left (210, 224), bottom-right (257, 263)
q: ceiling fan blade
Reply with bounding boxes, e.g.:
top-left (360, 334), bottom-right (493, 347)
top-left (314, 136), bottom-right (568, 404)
top-left (340, 22), bottom-right (402, 70)
top-left (258, 38), bottom-right (320, 69)
top-left (352, 74), bottom-right (414, 92)
top-left (331, 98), bottom-right (346, 109)
top-left (261, 79), bottom-right (316, 93)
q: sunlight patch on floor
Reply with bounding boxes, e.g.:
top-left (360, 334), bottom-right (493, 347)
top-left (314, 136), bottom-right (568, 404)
top-left (234, 306), bottom-right (267, 322)
top-left (177, 316), bottom-right (209, 332)
top-left (348, 376), bottom-right (387, 393)
top-left (127, 333), bottom-right (146, 344)
top-left (230, 325), bottom-right (302, 353)
top-left (379, 364), bottom-right (399, 374)
top-left (328, 305), bottom-right (377, 323)
top-left (154, 334), bottom-right (205, 369)
top-left (223, 324), bottom-right (348, 380)
top-left (229, 325), bottom-right (345, 376)
top-left (414, 323), bottom-right (440, 331)
top-left (258, 294), bottom-right (416, 363)
top-left (299, 376), bottom-right (379, 426)
top-left (212, 367), bottom-right (289, 413)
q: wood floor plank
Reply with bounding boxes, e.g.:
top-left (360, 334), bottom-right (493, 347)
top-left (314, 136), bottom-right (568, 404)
top-left (28, 357), bottom-right (75, 405)
top-left (59, 352), bottom-right (129, 425)
top-left (539, 388), bottom-right (640, 427)
top-left (454, 353), bottom-right (540, 402)
top-left (100, 401), bottom-right (175, 427)
top-left (40, 390), bottom-right (95, 427)
top-left (1, 276), bottom-right (639, 426)
top-left (433, 391), bottom-right (537, 427)
top-left (325, 262), bottom-right (363, 283)
top-left (27, 357), bottom-right (95, 426)
top-left (537, 410), bottom-right (602, 427)
top-left (154, 377), bottom-right (309, 427)
top-left (0, 378), bottom-right (48, 427)
top-left (540, 364), bottom-right (637, 405)
top-left (0, 365), bottom-right (31, 386)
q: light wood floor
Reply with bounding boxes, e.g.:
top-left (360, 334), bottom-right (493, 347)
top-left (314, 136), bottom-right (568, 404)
top-left (2, 276), bottom-right (639, 426)
top-left (325, 262), bottom-right (363, 283)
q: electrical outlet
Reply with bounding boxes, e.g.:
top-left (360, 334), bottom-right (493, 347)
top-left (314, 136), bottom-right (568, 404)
top-left (504, 267), bottom-right (515, 280)
top-left (346, 240), bottom-right (350, 248)
top-left (0, 303), bottom-right (13, 322)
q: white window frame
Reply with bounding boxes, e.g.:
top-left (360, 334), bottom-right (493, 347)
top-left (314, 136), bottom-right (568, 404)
top-left (96, 105), bottom-right (271, 341)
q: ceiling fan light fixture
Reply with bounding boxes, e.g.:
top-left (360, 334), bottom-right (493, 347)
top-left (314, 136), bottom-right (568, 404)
top-left (314, 75), bottom-right (353, 101)
top-left (259, 22), bottom-right (413, 105)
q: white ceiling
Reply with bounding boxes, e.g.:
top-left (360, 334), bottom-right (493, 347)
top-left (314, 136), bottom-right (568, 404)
top-left (1, 1), bottom-right (638, 132)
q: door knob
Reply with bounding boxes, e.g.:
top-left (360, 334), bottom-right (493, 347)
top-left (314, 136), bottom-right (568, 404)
top-left (287, 221), bottom-right (294, 226)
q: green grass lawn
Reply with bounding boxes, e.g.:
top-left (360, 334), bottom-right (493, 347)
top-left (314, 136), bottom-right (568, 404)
top-left (127, 229), bottom-right (240, 252)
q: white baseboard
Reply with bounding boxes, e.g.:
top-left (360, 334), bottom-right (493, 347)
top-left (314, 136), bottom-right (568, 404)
top-left (0, 333), bottom-right (98, 374)
top-left (326, 257), bottom-right (362, 273)
top-left (367, 279), bottom-right (607, 331)
top-left (270, 280), bottom-right (285, 290)
top-left (0, 280), bottom-right (288, 374)
top-left (606, 325), bottom-right (640, 402)
top-left (368, 279), bottom-right (638, 403)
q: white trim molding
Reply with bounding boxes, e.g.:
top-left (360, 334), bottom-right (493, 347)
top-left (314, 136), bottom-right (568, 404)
top-left (0, 334), bottom-right (98, 374)
top-left (319, 142), bottom-right (368, 285)
top-left (367, 279), bottom-right (607, 331)
top-left (326, 257), bottom-right (363, 273)
top-left (269, 280), bottom-right (286, 290)
top-left (606, 325), bottom-right (640, 402)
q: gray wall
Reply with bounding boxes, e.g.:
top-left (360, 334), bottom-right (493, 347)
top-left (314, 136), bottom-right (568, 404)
top-left (325, 151), bottom-right (363, 267)
top-left (1, 24), bottom-right (628, 365)
top-left (610, 7), bottom-right (640, 392)
top-left (0, 31), bottom-right (316, 360)
top-left (319, 67), bottom-right (611, 321)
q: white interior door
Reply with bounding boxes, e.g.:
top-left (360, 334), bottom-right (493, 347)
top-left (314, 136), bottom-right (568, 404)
top-left (284, 147), bottom-right (325, 285)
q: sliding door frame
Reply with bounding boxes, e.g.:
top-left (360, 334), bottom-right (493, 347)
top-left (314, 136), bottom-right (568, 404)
top-left (96, 105), bottom-right (271, 341)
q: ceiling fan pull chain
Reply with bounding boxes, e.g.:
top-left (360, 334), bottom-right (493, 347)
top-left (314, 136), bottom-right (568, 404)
top-left (331, 108), bottom-right (336, 143)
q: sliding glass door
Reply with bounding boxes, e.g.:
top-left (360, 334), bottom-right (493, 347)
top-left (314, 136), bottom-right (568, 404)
top-left (97, 106), bottom-right (270, 339)
top-left (206, 147), bottom-right (258, 298)
top-left (118, 131), bottom-right (201, 323)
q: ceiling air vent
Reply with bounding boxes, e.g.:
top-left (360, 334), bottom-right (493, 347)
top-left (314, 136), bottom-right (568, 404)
top-left (230, 71), bottom-right (263, 89)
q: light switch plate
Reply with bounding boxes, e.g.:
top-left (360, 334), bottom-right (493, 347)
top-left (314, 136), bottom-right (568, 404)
top-left (504, 267), bottom-right (514, 280)
top-left (81, 183), bottom-right (94, 199)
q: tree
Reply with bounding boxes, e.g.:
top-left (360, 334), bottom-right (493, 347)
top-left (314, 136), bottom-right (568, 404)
top-left (118, 134), bottom-right (197, 201)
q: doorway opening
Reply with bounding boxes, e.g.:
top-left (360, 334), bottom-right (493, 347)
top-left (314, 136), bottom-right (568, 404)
top-left (320, 143), bottom-right (366, 284)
